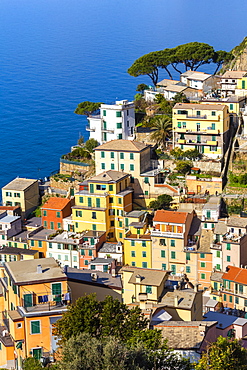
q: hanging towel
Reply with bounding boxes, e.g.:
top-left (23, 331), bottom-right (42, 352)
top-left (43, 295), bottom-right (48, 302)
top-left (38, 296), bottom-right (43, 303)
top-left (64, 292), bottom-right (70, 301)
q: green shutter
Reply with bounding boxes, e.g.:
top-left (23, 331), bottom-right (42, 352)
top-left (31, 321), bottom-right (40, 334)
top-left (89, 184), bottom-right (94, 193)
top-left (52, 283), bottom-right (61, 295)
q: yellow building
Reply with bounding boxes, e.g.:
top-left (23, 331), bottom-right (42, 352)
top-left (124, 221), bottom-right (152, 268)
top-left (186, 175), bottom-right (223, 195)
top-left (201, 95), bottom-right (247, 115)
top-left (172, 103), bottom-right (230, 158)
top-left (72, 171), bottom-right (133, 242)
top-left (120, 266), bottom-right (169, 304)
top-left (0, 258), bottom-right (70, 368)
top-left (2, 178), bottom-right (39, 219)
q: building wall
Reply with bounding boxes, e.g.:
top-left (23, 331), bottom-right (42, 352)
top-left (186, 176), bottom-right (222, 195)
top-left (68, 280), bottom-right (122, 302)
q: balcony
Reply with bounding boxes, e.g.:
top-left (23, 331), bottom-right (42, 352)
top-left (184, 240), bottom-right (199, 251)
top-left (101, 127), bottom-right (114, 133)
top-left (177, 139), bottom-right (186, 144)
top-left (86, 125), bottom-right (96, 132)
top-left (151, 230), bottom-right (183, 238)
top-left (186, 114), bottom-right (207, 119)
top-left (211, 243), bottom-right (222, 250)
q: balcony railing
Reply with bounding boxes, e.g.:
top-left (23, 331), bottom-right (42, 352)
top-left (211, 243), bottom-right (222, 250)
top-left (86, 125), bottom-right (96, 132)
top-left (151, 230), bottom-right (183, 238)
top-left (186, 114), bottom-right (207, 119)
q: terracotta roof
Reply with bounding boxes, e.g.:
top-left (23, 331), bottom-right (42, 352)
top-left (174, 103), bottom-right (225, 111)
top-left (89, 170), bottom-right (129, 183)
top-left (153, 210), bottom-right (189, 224)
top-left (222, 265), bottom-right (247, 285)
top-left (41, 197), bottom-right (71, 210)
top-left (95, 140), bottom-right (149, 152)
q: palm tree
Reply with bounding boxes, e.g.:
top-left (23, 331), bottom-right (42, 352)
top-left (150, 115), bottom-right (172, 149)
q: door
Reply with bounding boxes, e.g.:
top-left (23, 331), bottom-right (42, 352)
top-left (197, 185), bottom-right (201, 194)
top-left (33, 348), bottom-right (42, 360)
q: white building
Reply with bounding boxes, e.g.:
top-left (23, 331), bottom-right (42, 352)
top-left (0, 212), bottom-right (22, 244)
top-left (202, 197), bottom-right (221, 229)
top-left (86, 100), bottom-right (135, 144)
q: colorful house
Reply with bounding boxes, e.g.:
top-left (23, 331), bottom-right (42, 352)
top-left (172, 103), bottom-right (230, 159)
top-left (79, 230), bottom-right (106, 269)
top-left (72, 170), bottom-right (133, 242)
top-left (2, 178), bottom-right (39, 219)
top-left (41, 197), bottom-right (72, 230)
top-left (0, 258), bottom-right (70, 368)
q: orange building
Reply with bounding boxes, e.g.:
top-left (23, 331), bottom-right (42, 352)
top-left (41, 197), bottom-right (72, 230)
top-left (0, 258), bottom-right (70, 368)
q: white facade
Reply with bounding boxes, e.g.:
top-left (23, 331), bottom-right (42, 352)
top-left (86, 100), bottom-right (135, 144)
top-left (47, 232), bottom-right (81, 269)
top-left (0, 213), bottom-right (22, 243)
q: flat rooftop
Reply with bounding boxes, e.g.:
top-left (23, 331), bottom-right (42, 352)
top-left (66, 267), bottom-right (122, 289)
top-left (2, 178), bottom-right (38, 191)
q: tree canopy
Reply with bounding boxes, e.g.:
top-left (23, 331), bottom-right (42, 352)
top-left (54, 294), bottom-right (148, 344)
top-left (74, 101), bottom-right (103, 116)
top-left (150, 115), bottom-right (172, 149)
top-left (128, 42), bottom-right (232, 85)
top-left (149, 194), bottom-right (173, 210)
top-left (195, 336), bottom-right (247, 370)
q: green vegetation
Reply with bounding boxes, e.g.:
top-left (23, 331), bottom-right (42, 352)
top-left (149, 194), bottom-right (173, 210)
top-left (149, 115), bottom-right (172, 149)
top-left (23, 357), bottom-right (43, 370)
top-left (175, 160), bottom-right (193, 174)
top-left (136, 83), bottom-right (149, 94)
top-left (128, 42), bottom-right (232, 85)
top-left (195, 336), bottom-right (247, 370)
top-left (62, 138), bottom-right (98, 163)
top-left (74, 101), bottom-right (103, 116)
top-left (170, 148), bottom-right (202, 160)
top-left (228, 171), bottom-right (247, 187)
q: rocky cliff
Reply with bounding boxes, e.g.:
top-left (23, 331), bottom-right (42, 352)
top-left (223, 37), bottom-right (247, 72)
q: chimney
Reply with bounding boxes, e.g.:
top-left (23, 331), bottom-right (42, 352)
top-left (135, 274), bottom-right (142, 284)
top-left (91, 273), bottom-right (98, 281)
top-left (37, 264), bottom-right (42, 274)
top-left (174, 295), bottom-right (178, 307)
top-left (111, 268), bottom-right (116, 277)
top-left (194, 284), bottom-right (199, 292)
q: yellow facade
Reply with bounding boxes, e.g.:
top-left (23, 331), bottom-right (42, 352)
top-left (2, 178), bottom-right (39, 219)
top-left (72, 171), bottom-right (133, 242)
top-left (172, 103), bottom-right (230, 158)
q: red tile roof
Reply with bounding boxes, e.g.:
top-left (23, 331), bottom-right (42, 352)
top-left (41, 197), bottom-right (71, 211)
top-left (153, 210), bottom-right (189, 224)
top-left (222, 265), bottom-right (247, 285)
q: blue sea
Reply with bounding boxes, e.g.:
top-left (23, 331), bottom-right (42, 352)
top-left (0, 0), bottom-right (246, 188)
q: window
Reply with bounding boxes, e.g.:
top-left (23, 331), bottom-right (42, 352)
top-left (162, 263), bottom-right (167, 270)
top-left (186, 253), bottom-right (190, 261)
top-left (144, 177), bottom-right (149, 184)
top-left (242, 80), bottom-right (246, 89)
top-left (73, 256), bottom-right (77, 262)
top-left (131, 262), bottom-right (136, 267)
top-left (146, 285), bottom-right (152, 294)
top-left (85, 260), bottom-right (88, 265)
top-left (50, 222), bottom-right (54, 230)
top-left (44, 220), bottom-right (47, 227)
top-left (118, 134), bottom-right (122, 139)
top-left (101, 152), bottom-right (105, 158)
top-left (212, 135), bottom-right (216, 142)
top-left (120, 164), bottom-right (124, 170)
top-left (239, 284), bottom-right (244, 294)
top-left (131, 240), bottom-right (135, 247)
top-left (161, 250), bottom-right (166, 258)
top-left (14, 192), bottom-right (20, 198)
top-left (92, 212), bottom-right (97, 219)
top-left (110, 152), bottom-right (114, 159)
top-left (201, 273), bottom-right (206, 280)
top-left (75, 222), bottom-right (78, 229)
top-left (120, 153), bottom-right (124, 159)
top-left (81, 249), bottom-right (85, 256)
top-left (235, 297), bottom-right (239, 304)
top-left (58, 255), bottom-right (61, 260)
top-left (171, 251), bottom-right (176, 259)
top-left (130, 164), bottom-right (134, 171)
top-left (109, 197), bottom-right (113, 203)
top-left (119, 232), bottom-right (123, 238)
top-left (142, 262), bottom-right (147, 268)
top-left (212, 123), bottom-right (215, 130)
top-left (88, 198), bottom-right (92, 207)
top-left (101, 163), bottom-right (105, 170)
top-left (226, 243), bottom-right (231, 250)
top-left (92, 224), bottom-right (96, 231)
top-left (186, 266), bottom-right (191, 273)
top-left (142, 251), bottom-right (147, 258)
top-left (116, 122), bottom-right (122, 129)
top-left (144, 191), bottom-right (148, 196)
top-left (111, 163), bottom-right (115, 170)
top-left (56, 211), bottom-right (61, 218)
top-left (216, 264), bottom-right (221, 270)
top-left (58, 222), bottom-right (61, 229)
top-left (31, 321), bottom-right (41, 334)
top-left (200, 253), bottom-right (205, 258)
top-left (43, 210), bottom-right (47, 216)
top-left (17, 323), bottom-right (22, 329)
top-left (38, 241), bottom-right (42, 248)
top-left (142, 241), bottom-right (146, 247)
top-left (170, 240), bottom-right (175, 247)
top-left (30, 240), bottom-right (35, 247)
top-left (200, 262), bottom-right (206, 268)
top-left (79, 196), bottom-right (83, 203)
top-left (196, 111), bottom-right (201, 116)
top-left (171, 265), bottom-right (176, 274)
top-left (118, 198), bottom-right (122, 204)
top-left (216, 251), bottom-right (220, 258)
top-left (245, 300), bottom-right (247, 307)
top-left (223, 294), bottom-right (227, 301)
top-left (76, 210), bottom-right (82, 217)
top-left (227, 255), bottom-right (231, 262)
top-left (109, 185), bottom-right (113, 191)
top-left (230, 104), bottom-right (234, 111)
top-left (130, 153), bottom-right (134, 160)
top-left (96, 198), bottom-right (100, 208)
top-left (103, 110), bottom-right (106, 116)
top-left (212, 111), bottom-right (216, 116)
top-left (119, 221), bottom-right (122, 227)
top-left (6, 192), bottom-right (12, 197)
top-left (210, 146), bottom-right (217, 152)
top-left (204, 223), bottom-right (207, 229)
top-left (110, 221), bottom-right (114, 227)
top-left (116, 111), bottom-right (122, 117)
top-left (229, 295), bottom-right (233, 303)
